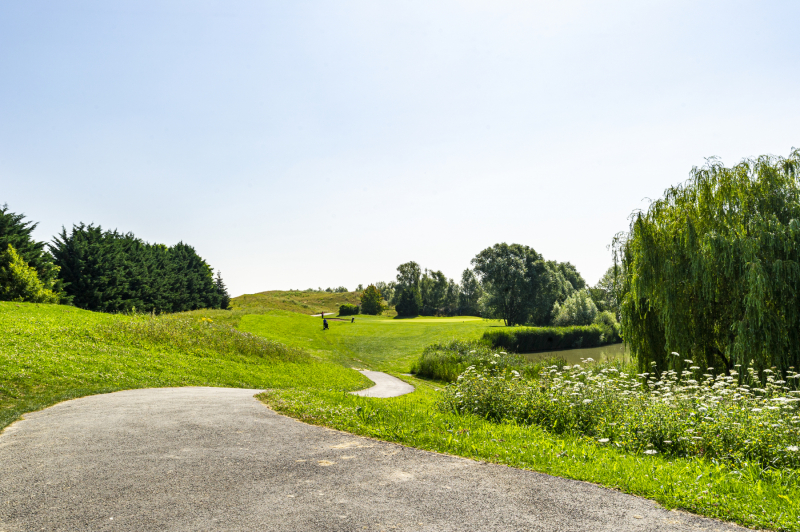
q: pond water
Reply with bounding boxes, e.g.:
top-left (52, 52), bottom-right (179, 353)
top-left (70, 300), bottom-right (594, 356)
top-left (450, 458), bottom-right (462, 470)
top-left (522, 343), bottom-right (632, 366)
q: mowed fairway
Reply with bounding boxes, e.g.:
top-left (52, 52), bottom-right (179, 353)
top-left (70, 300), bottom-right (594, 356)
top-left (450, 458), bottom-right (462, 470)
top-left (238, 312), bottom-right (502, 372)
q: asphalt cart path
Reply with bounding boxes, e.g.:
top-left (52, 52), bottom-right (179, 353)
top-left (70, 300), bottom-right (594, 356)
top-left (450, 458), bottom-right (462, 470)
top-left (350, 370), bottom-right (415, 398)
top-left (0, 387), bottom-right (747, 532)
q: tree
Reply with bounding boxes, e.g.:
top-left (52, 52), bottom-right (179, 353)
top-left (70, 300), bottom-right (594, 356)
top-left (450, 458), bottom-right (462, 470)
top-left (458, 269), bottom-right (482, 316)
top-left (552, 289), bottom-right (598, 326)
top-left (215, 271), bottom-right (231, 310)
top-left (420, 269), bottom-right (447, 315)
top-left (529, 261), bottom-right (574, 325)
top-left (442, 278), bottom-right (459, 316)
top-left (360, 284), bottom-right (384, 315)
top-left (51, 224), bottom-right (225, 313)
top-left (552, 261), bottom-right (586, 290)
top-left (589, 265), bottom-right (623, 318)
top-left (393, 261), bottom-right (422, 316)
top-left (471, 243), bottom-right (541, 326)
top-left (374, 281), bottom-right (395, 302)
top-left (617, 149), bottom-right (800, 373)
top-left (0, 204), bottom-right (65, 300)
top-left (0, 244), bottom-right (60, 303)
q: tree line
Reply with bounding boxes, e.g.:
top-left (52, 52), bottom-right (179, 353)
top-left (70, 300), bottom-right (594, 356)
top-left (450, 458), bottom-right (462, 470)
top-left (370, 244), bottom-right (619, 328)
top-left (0, 205), bottom-right (230, 313)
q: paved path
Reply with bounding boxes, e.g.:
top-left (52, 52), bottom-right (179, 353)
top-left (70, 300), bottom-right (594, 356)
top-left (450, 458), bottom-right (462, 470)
top-left (0, 388), bottom-right (747, 532)
top-left (351, 370), bottom-right (415, 398)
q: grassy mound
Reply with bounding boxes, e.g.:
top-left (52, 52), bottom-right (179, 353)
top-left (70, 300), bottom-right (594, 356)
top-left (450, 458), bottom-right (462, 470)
top-left (0, 302), bottom-right (369, 432)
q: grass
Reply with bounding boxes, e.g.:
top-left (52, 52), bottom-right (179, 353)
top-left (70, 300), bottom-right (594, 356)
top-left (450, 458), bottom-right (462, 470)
top-left (234, 310), bottom-right (504, 372)
top-left (232, 289), bottom-right (371, 316)
top-left (261, 376), bottom-right (800, 532)
top-left (0, 302), bottom-right (369, 432)
top-left (5, 297), bottom-right (798, 530)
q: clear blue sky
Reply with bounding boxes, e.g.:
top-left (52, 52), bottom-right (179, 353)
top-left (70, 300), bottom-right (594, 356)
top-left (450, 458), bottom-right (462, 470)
top-left (2, 1), bottom-right (798, 296)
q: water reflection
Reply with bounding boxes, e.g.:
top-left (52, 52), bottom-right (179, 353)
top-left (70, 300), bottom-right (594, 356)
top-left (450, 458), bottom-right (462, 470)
top-left (522, 343), bottom-right (631, 365)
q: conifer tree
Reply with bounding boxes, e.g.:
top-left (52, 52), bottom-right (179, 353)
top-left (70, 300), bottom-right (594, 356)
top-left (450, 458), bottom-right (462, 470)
top-left (215, 271), bottom-right (231, 310)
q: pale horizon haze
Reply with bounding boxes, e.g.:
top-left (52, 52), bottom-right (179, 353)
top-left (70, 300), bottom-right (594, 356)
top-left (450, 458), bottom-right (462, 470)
top-left (2, 1), bottom-right (798, 296)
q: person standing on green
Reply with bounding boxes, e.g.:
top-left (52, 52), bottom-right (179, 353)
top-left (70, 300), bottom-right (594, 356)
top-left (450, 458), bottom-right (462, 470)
top-left (323, 318), bottom-right (329, 330)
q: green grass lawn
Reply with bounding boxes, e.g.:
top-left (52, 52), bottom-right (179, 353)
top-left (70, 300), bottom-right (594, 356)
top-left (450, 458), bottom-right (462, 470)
top-left (235, 311), bottom-right (504, 372)
top-left (0, 302), bottom-right (369, 432)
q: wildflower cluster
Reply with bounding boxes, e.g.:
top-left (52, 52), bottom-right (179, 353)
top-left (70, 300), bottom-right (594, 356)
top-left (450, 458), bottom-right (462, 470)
top-left (439, 355), bottom-right (800, 470)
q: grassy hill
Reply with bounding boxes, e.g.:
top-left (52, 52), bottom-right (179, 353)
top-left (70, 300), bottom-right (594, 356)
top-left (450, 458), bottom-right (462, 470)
top-left (0, 302), bottom-right (369, 432)
top-left (233, 290), bottom-right (381, 316)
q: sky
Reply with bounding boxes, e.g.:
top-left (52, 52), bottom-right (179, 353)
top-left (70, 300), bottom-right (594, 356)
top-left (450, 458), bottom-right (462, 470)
top-left (1, 1), bottom-right (798, 296)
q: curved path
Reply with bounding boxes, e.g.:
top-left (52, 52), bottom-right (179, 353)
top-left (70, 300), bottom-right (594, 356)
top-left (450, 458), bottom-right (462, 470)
top-left (0, 388), bottom-right (746, 532)
top-left (351, 370), bottom-right (415, 398)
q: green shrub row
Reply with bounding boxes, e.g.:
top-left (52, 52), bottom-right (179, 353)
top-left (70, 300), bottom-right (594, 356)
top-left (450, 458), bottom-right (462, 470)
top-left (483, 324), bottom-right (619, 353)
top-left (338, 303), bottom-right (360, 316)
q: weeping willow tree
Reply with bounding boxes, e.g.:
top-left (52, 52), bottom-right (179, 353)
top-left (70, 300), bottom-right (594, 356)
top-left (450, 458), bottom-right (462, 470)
top-left (617, 148), bottom-right (800, 373)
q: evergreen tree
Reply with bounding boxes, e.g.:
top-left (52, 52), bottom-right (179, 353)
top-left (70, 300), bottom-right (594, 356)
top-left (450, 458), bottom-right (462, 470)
top-left (215, 271), bottom-right (231, 310)
top-left (51, 224), bottom-right (225, 313)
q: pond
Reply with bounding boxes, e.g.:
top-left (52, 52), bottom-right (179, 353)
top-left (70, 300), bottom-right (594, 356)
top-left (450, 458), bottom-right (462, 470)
top-left (522, 342), bottom-right (632, 366)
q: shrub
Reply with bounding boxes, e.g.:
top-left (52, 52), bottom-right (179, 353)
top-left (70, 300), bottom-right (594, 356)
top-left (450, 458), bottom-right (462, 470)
top-left (338, 303), bottom-right (360, 316)
top-left (483, 325), bottom-right (605, 353)
top-left (0, 244), bottom-right (60, 303)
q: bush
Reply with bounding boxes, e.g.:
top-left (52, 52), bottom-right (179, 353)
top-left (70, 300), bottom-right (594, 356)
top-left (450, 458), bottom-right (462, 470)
top-left (483, 325), bottom-right (606, 353)
top-left (0, 244), bottom-right (60, 303)
top-left (338, 303), bottom-right (359, 316)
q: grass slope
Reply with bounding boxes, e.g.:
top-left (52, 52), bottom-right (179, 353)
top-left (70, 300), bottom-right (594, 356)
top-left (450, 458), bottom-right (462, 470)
top-left (233, 290), bottom-right (369, 316)
top-left (0, 302), bottom-right (369, 432)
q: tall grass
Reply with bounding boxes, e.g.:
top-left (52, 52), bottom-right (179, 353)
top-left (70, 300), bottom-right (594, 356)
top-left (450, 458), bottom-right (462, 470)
top-left (100, 314), bottom-right (309, 363)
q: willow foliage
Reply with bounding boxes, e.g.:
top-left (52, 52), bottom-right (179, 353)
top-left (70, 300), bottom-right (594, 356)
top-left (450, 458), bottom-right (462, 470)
top-left (618, 149), bottom-right (800, 373)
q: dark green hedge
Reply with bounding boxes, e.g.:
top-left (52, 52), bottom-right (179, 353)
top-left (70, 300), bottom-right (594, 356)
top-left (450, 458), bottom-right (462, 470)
top-left (483, 325), bottom-right (612, 353)
top-left (338, 303), bottom-right (360, 316)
